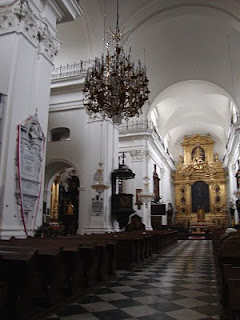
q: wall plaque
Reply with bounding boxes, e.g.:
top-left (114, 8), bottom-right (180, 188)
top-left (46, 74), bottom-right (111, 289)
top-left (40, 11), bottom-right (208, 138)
top-left (16, 114), bottom-right (45, 235)
top-left (92, 197), bottom-right (103, 216)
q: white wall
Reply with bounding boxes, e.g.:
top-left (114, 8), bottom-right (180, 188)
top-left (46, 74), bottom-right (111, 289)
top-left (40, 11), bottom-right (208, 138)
top-left (47, 91), bottom-right (119, 233)
top-left (119, 129), bottom-right (175, 229)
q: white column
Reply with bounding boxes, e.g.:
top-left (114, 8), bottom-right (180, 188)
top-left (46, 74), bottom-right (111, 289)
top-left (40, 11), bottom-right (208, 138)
top-left (0, 0), bottom-right (61, 238)
top-left (78, 119), bottom-right (119, 234)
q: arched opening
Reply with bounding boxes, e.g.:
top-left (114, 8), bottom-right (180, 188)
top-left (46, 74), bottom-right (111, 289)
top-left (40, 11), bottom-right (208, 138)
top-left (44, 161), bottom-right (80, 235)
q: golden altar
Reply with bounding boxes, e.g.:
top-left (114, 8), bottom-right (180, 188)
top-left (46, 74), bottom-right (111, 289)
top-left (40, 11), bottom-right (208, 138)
top-left (172, 134), bottom-right (228, 229)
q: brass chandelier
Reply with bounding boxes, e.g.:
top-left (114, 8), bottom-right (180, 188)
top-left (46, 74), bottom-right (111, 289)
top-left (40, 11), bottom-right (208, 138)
top-left (83, 0), bottom-right (150, 124)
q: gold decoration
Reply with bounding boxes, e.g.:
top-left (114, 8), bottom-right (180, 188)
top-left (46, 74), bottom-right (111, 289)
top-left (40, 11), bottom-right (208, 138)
top-left (173, 134), bottom-right (228, 228)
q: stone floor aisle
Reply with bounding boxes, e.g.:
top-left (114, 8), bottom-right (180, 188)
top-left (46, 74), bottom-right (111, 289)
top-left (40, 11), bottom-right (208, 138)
top-left (48, 240), bottom-right (220, 320)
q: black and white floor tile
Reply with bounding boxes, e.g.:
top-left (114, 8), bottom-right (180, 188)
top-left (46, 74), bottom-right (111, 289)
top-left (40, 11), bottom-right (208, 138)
top-left (48, 240), bottom-right (220, 320)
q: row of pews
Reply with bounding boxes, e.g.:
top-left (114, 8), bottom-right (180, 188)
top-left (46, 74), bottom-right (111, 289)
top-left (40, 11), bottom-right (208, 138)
top-left (0, 230), bottom-right (177, 320)
top-left (212, 229), bottom-right (240, 320)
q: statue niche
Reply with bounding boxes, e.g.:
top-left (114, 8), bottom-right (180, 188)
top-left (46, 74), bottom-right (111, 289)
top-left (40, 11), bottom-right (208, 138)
top-left (192, 146), bottom-right (205, 164)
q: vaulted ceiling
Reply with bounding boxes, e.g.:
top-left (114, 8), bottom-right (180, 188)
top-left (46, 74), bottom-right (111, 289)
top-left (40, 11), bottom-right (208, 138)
top-left (55, 0), bottom-right (240, 162)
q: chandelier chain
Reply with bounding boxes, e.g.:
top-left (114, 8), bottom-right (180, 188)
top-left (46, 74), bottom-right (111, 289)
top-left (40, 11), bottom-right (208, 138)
top-left (116, 0), bottom-right (119, 30)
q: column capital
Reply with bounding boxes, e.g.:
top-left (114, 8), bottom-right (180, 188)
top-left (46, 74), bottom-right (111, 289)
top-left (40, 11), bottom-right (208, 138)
top-left (0, 1), bottom-right (61, 62)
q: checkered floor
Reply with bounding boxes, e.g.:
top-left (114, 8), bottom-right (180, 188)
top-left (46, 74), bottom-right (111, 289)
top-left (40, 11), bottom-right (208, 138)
top-left (48, 240), bottom-right (220, 320)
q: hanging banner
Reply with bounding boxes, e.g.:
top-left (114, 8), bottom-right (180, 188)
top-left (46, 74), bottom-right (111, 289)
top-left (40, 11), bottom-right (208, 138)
top-left (16, 113), bottom-right (45, 236)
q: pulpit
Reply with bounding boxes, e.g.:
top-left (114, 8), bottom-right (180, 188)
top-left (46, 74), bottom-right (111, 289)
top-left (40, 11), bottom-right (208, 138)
top-left (111, 153), bottom-right (135, 229)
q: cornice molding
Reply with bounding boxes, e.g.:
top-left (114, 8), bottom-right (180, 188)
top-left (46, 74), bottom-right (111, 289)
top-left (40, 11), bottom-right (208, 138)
top-left (53, 0), bottom-right (83, 24)
top-left (61, 0), bottom-right (83, 18)
top-left (45, 0), bottom-right (64, 22)
top-left (0, 1), bottom-right (61, 62)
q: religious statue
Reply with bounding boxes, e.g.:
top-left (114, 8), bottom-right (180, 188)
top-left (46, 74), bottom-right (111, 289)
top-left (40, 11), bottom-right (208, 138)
top-left (192, 146), bottom-right (205, 164)
top-left (66, 201), bottom-right (74, 215)
top-left (167, 203), bottom-right (174, 226)
top-left (228, 201), bottom-right (235, 226)
top-left (179, 155), bottom-right (184, 164)
top-left (214, 153), bottom-right (219, 162)
top-left (29, 123), bottom-right (40, 139)
top-left (53, 201), bottom-right (58, 220)
top-left (63, 201), bottom-right (77, 235)
top-left (153, 164), bottom-right (160, 202)
top-left (197, 206), bottom-right (205, 222)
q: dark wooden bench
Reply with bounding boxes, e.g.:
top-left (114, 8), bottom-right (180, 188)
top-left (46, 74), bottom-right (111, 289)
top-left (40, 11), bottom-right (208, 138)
top-left (0, 246), bottom-right (39, 319)
top-left (213, 231), bottom-right (240, 320)
top-left (223, 264), bottom-right (240, 320)
top-left (0, 229), bottom-right (178, 320)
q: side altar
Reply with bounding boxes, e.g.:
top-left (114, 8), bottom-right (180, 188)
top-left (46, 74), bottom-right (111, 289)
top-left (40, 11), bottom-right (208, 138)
top-left (172, 134), bottom-right (228, 229)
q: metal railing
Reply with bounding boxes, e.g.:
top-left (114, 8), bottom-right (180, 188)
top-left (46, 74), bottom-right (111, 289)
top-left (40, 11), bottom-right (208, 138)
top-left (52, 60), bottom-right (94, 80)
top-left (119, 119), bottom-right (153, 132)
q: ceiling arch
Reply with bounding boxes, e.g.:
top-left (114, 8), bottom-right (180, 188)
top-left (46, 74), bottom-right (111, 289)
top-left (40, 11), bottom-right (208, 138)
top-left (44, 160), bottom-right (81, 191)
top-left (148, 80), bottom-right (233, 161)
top-left (55, 0), bottom-right (240, 163)
top-left (125, 1), bottom-right (240, 40)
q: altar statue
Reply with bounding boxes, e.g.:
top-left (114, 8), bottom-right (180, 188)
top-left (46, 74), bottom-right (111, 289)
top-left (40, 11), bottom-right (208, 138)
top-left (197, 206), bottom-right (205, 222)
top-left (53, 202), bottom-right (58, 220)
top-left (66, 201), bottom-right (74, 215)
top-left (167, 202), bottom-right (174, 226)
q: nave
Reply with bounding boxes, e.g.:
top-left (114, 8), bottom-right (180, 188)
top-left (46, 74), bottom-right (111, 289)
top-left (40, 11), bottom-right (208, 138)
top-left (48, 240), bottom-right (220, 320)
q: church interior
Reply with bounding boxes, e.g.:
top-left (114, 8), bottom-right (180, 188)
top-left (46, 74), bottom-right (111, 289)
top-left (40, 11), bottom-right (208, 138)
top-left (1, 0), bottom-right (240, 319)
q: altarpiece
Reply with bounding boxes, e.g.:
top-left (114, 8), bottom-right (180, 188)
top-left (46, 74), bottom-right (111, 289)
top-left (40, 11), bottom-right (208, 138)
top-left (172, 134), bottom-right (228, 229)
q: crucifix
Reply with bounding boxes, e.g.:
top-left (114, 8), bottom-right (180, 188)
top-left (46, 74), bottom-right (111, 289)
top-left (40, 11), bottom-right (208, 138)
top-left (121, 152), bottom-right (126, 165)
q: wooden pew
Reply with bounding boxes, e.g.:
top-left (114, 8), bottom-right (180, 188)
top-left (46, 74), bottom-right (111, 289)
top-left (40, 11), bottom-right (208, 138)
top-left (0, 246), bottom-right (39, 320)
top-left (9, 238), bottom-right (99, 293)
top-left (213, 231), bottom-right (240, 320)
top-left (223, 265), bottom-right (240, 320)
top-left (0, 281), bottom-right (8, 309)
top-left (0, 229), bottom-right (177, 320)
top-left (57, 236), bottom-right (115, 285)
top-left (0, 239), bottom-right (64, 307)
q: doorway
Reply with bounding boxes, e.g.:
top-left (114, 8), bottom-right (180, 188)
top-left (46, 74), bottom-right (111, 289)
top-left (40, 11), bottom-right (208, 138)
top-left (45, 167), bottom-right (80, 235)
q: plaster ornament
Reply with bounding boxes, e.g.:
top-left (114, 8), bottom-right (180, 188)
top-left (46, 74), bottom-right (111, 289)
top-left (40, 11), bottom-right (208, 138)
top-left (0, 0), bottom-right (61, 61)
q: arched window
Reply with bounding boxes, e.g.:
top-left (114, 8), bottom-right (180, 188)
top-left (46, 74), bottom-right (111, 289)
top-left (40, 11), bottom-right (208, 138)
top-left (51, 127), bottom-right (70, 142)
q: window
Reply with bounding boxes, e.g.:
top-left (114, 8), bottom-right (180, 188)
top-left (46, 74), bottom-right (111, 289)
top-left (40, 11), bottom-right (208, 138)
top-left (51, 127), bottom-right (70, 142)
